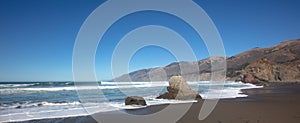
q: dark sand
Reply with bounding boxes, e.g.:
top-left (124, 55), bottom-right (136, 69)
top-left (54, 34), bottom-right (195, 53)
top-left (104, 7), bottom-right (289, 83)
top-left (17, 82), bottom-right (300, 123)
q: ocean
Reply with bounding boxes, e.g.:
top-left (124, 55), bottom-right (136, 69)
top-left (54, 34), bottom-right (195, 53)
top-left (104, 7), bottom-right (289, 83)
top-left (0, 81), bottom-right (262, 122)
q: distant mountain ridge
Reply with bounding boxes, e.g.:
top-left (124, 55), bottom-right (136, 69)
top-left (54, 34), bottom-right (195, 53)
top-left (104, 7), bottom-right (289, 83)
top-left (114, 39), bottom-right (300, 82)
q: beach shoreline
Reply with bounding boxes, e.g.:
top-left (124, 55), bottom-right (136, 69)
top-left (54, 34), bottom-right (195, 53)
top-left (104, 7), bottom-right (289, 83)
top-left (15, 82), bottom-right (300, 123)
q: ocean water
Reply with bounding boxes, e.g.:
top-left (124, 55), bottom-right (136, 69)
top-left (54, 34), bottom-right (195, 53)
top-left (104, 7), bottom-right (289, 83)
top-left (0, 81), bottom-right (262, 122)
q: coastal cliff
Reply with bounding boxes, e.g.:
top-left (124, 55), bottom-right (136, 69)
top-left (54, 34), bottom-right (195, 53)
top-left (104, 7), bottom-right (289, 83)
top-left (114, 39), bottom-right (300, 82)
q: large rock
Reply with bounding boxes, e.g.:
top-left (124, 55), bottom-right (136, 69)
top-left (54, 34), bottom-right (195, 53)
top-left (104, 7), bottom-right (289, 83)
top-left (125, 96), bottom-right (147, 106)
top-left (157, 76), bottom-right (202, 100)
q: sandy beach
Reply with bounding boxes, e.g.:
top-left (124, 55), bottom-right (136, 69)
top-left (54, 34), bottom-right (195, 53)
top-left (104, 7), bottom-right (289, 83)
top-left (16, 82), bottom-right (300, 123)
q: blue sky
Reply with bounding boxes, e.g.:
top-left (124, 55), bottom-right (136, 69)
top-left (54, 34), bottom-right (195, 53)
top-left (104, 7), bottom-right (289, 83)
top-left (0, 0), bottom-right (299, 81)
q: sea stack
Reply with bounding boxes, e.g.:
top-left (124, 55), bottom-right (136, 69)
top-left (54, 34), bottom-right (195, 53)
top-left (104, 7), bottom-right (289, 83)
top-left (157, 76), bottom-right (202, 100)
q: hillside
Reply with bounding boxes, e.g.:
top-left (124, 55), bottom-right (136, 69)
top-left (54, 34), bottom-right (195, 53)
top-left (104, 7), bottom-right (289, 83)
top-left (114, 39), bottom-right (300, 82)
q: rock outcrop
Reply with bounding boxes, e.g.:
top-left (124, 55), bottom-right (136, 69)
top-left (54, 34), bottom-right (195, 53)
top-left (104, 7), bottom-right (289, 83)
top-left (242, 73), bottom-right (261, 84)
top-left (125, 96), bottom-right (147, 106)
top-left (242, 58), bottom-right (279, 83)
top-left (241, 58), bottom-right (300, 83)
top-left (157, 76), bottom-right (202, 100)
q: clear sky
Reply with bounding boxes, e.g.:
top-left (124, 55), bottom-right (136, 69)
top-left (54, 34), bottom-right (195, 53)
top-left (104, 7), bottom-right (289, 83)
top-left (0, 0), bottom-right (299, 81)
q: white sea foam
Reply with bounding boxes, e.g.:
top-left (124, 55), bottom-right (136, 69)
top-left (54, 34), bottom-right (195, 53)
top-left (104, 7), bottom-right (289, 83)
top-left (0, 81), bottom-right (258, 92)
top-left (101, 81), bottom-right (168, 85)
top-left (0, 82), bottom-right (169, 92)
top-left (0, 84), bottom-right (36, 88)
top-left (0, 101), bottom-right (81, 111)
top-left (0, 81), bottom-right (262, 122)
top-left (201, 82), bottom-right (263, 99)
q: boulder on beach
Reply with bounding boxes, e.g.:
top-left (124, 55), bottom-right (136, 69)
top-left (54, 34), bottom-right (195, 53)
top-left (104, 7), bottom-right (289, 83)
top-left (125, 96), bottom-right (147, 106)
top-left (157, 76), bottom-right (202, 100)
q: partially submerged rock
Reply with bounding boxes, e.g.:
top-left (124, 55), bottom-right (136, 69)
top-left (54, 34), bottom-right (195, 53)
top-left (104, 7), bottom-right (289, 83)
top-left (125, 96), bottom-right (147, 106)
top-left (157, 76), bottom-right (202, 100)
top-left (16, 106), bottom-right (22, 109)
